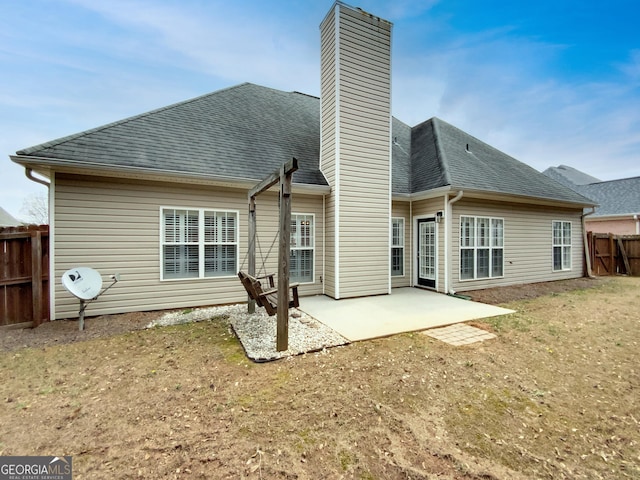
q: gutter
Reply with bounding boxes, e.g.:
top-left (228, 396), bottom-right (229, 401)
top-left (582, 207), bottom-right (596, 278)
top-left (394, 186), bottom-right (591, 209)
top-left (445, 190), bottom-right (464, 294)
top-left (12, 154), bottom-right (331, 195)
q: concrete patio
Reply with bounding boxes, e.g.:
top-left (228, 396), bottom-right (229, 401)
top-left (299, 288), bottom-right (514, 342)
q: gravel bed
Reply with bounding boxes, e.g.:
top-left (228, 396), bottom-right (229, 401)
top-left (147, 304), bottom-right (349, 362)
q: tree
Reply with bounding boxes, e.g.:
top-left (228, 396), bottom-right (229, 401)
top-left (20, 193), bottom-right (49, 225)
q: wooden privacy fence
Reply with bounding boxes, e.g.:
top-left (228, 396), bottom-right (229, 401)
top-left (587, 232), bottom-right (640, 277)
top-left (0, 225), bottom-right (49, 329)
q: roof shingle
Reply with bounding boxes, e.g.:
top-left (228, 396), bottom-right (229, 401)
top-left (410, 118), bottom-right (593, 204)
top-left (15, 83), bottom-right (593, 206)
top-left (543, 166), bottom-right (640, 216)
top-left (19, 83), bottom-right (328, 186)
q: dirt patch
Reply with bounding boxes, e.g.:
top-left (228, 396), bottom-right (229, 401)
top-left (0, 311), bottom-right (160, 353)
top-left (467, 276), bottom-right (610, 305)
top-left (1, 276), bottom-right (638, 479)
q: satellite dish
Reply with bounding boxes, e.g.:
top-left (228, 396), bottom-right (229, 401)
top-left (62, 267), bottom-right (103, 300)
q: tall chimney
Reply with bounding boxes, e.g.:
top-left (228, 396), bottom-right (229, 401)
top-left (320, 2), bottom-right (393, 299)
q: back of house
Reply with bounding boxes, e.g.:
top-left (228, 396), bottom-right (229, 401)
top-left (11, 1), bottom-right (594, 321)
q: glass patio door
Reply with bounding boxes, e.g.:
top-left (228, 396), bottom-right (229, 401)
top-left (417, 218), bottom-right (436, 288)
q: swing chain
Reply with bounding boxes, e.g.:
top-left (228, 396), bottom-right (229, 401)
top-left (239, 224), bottom-right (279, 278)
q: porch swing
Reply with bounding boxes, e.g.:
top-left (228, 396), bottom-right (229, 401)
top-left (237, 158), bottom-right (299, 351)
top-left (237, 227), bottom-right (299, 316)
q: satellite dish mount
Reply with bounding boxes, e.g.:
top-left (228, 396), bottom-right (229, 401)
top-left (61, 267), bottom-right (120, 330)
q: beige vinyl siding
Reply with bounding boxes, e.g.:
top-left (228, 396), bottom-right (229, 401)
top-left (451, 198), bottom-right (585, 292)
top-left (319, 5), bottom-right (336, 182)
top-left (320, 5), bottom-right (337, 297)
top-left (53, 174), bottom-right (323, 319)
top-left (411, 197), bottom-right (446, 292)
top-left (323, 194), bottom-right (336, 298)
top-left (391, 202), bottom-right (411, 288)
top-left (334, 4), bottom-right (392, 298)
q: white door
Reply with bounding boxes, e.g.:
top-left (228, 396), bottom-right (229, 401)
top-left (417, 218), bottom-right (436, 288)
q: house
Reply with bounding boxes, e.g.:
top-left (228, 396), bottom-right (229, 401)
top-left (10, 2), bottom-right (595, 320)
top-left (0, 206), bottom-right (22, 227)
top-left (543, 165), bottom-right (640, 235)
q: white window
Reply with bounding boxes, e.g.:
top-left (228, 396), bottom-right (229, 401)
top-left (460, 216), bottom-right (504, 280)
top-left (161, 208), bottom-right (238, 280)
top-left (391, 218), bottom-right (404, 276)
top-left (290, 214), bottom-right (314, 283)
top-left (552, 221), bottom-right (572, 271)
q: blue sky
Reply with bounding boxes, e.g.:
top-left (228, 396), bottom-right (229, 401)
top-left (1, 0), bottom-right (639, 219)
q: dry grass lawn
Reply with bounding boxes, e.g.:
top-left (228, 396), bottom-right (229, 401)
top-left (1, 276), bottom-right (638, 479)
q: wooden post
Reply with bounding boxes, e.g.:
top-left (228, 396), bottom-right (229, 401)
top-left (617, 237), bottom-right (632, 275)
top-left (277, 165), bottom-right (293, 351)
top-left (31, 230), bottom-right (43, 327)
top-left (247, 158), bottom-right (298, 351)
top-left (609, 233), bottom-right (615, 275)
top-left (247, 196), bottom-right (256, 314)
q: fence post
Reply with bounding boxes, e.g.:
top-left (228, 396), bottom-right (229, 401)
top-left (609, 234), bottom-right (615, 275)
top-left (31, 230), bottom-right (43, 326)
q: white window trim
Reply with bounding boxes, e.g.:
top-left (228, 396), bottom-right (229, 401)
top-left (291, 213), bottom-right (315, 285)
top-left (552, 220), bottom-right (572, 272)
top-left (459, 215), bottom-right (505, 281)
top-left (159, 207), bottom-right (240, 281)
top-left (391, 217), bottom-right (405, 277)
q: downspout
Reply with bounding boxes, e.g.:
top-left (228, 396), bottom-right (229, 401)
top-left (582, 207), bottom-right (596, 279)
top-left (635, 214), bottom-right (639, 235)
top-left (409, 200), bottom-right (413, 286)
top-left (25, 168), bottom-right (50, 188)
top-left (25, 168), bottom-right (53, 321)
top-left (322, 194), bottom-right (326, 295)
top-left (25, 167), bottom-right (50, 224)
top-left (445, 190), bottom-right (464, 294)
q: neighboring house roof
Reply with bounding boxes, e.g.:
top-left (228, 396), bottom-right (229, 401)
top-left (543, 165), bottom-right (640, 217)
top-left (580, 177), bottom-right (640, 216)
top-left (543, 165), bottom-right (601, 186)
top-left (0, 206), bottom-right (22, 227)
top-left (14, 83), bottom-right (592, 206)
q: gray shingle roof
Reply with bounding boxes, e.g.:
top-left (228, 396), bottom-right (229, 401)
top-left (18, 83), bottom-right (328, 186)
top-left (542, 166), bottom-right (640, 216)
top-left (391, 117), bottom-right (412, 194)
top-left (410, 118), bottom-right (594, 204)
top-left (580, 177), bottom-right (640, 216)
top-left (15, 83), bottom-right (593, 205)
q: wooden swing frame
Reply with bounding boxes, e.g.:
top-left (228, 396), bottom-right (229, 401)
top-left (239, 157), bottom-right (298, 351)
